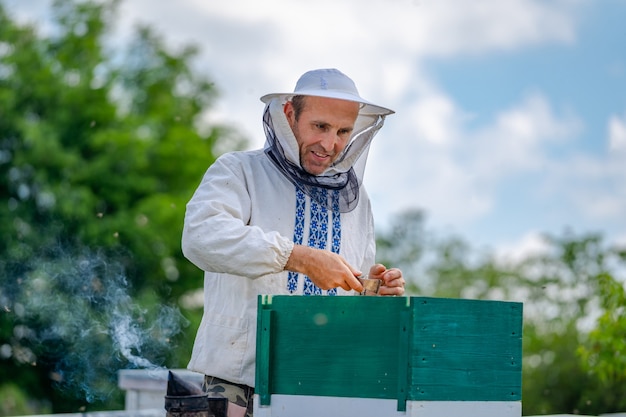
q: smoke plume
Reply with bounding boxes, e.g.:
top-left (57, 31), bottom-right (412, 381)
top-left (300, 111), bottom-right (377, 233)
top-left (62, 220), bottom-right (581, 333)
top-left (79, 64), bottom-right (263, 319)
top-left (2, 247), bottom-right (188, 403)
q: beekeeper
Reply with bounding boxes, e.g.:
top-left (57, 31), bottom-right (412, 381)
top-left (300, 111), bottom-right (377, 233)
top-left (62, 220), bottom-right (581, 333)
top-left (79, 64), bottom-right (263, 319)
top-left (182, 68), bottom-right (405, 416)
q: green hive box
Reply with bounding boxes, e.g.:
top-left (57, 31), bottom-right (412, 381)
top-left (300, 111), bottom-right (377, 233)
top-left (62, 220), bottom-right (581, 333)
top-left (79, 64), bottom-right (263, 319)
top-left (255, 295), bottom-right (522, 416)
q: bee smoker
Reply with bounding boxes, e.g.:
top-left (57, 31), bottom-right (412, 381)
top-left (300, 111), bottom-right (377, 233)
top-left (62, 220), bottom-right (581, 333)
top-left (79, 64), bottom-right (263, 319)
top-left (164, 371), bottom-right (228, 417)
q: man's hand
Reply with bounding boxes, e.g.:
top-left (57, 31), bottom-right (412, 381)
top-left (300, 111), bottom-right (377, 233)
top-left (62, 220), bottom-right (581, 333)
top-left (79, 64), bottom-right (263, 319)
top-left (368, 264), bottom-right (405, 296)
top-left (284, 245), bottom-right (364, 292)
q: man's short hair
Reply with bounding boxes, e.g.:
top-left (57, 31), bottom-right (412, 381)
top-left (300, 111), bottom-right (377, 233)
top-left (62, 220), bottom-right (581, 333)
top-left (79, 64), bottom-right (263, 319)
top-left (290, 95), bottom-right (307, 120)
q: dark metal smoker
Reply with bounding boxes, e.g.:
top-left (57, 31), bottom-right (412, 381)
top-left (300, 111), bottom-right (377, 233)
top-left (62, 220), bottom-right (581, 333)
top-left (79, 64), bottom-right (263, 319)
top-left (164, 371), bottom-right (228, 417)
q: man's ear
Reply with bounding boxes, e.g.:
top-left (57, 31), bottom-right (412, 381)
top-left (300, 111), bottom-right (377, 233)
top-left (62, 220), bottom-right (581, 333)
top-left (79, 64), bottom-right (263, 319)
top-left (283, 101), bottom-right (295, 126)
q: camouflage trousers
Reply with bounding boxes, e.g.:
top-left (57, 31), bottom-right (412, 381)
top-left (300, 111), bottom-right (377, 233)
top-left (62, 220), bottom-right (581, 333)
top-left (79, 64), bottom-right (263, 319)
top-left (203, 375), bottom-right (255, 417)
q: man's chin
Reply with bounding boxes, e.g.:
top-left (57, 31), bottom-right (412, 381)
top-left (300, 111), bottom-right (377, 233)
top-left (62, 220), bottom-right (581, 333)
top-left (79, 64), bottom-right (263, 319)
top-left (301, 162), bottom-right (328, 176)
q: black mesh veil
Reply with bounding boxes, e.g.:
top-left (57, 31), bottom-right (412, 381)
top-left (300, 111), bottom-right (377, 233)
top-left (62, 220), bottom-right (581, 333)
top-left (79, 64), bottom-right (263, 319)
top-left (262, 99), bottom-right (387, 213)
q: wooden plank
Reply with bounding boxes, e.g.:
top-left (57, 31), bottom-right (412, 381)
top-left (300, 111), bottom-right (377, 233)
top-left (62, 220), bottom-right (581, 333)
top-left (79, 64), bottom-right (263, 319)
top-left (410, 297), bottom-right (523, 401)
top-left (260, 296), bottom-right (411, 400)
top-left (256, 304), bottom-right (273, 405)
top-left (253, 395), bottom-right (521, 417)
top-left (396, 309), bottom-right (411, 411)
top-left (408, 400), bottom-right (521, 417)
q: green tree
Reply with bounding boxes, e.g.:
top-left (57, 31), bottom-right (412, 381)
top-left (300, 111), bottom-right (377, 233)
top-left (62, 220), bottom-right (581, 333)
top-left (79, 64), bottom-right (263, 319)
top-left (516, 232), bottom-right (626, 415)
top-left (0, 0), bottom-right (244, 414)
top-left (375, 209), bottom-right (429, 295)
top-left (576, 252), bottom-right (626, 412)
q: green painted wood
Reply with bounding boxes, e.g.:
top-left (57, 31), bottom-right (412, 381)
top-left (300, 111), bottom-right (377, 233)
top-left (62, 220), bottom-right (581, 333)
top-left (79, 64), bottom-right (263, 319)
top-left (396, 309), bottom-right (411, 411)
top-left (410, 297), bottom-right (523, 401)
top-left (256, 306), bottom-right (273, 405)
top-left (255, 295), bottom-right (523, 406)
top-left (256, 295), bottom-right (411, 402)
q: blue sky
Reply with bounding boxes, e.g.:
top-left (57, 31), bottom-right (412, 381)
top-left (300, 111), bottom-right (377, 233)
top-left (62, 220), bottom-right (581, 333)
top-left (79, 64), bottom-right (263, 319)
top-left (411, 1), bottom-right (626, 252)
top-left (6, 0), bottom-right (626, 258)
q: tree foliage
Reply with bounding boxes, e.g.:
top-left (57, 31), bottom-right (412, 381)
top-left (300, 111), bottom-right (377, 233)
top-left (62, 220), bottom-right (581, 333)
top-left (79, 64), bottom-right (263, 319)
top-left (0, 0), bottom-right (244, 414)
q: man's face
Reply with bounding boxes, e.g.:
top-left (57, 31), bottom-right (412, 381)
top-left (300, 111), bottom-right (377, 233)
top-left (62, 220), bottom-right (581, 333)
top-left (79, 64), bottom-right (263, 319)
top-left (284, 96), bottom-right (360, 176)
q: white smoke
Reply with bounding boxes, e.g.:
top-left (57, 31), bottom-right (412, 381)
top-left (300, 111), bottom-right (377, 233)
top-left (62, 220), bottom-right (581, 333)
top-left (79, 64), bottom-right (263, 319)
top-left (3, 248), bottom-right (188, 403)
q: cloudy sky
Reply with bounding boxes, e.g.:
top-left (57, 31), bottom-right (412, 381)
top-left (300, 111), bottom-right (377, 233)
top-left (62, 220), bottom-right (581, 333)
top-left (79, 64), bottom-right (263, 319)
top-left (6, 0), bottom-right (626, 257)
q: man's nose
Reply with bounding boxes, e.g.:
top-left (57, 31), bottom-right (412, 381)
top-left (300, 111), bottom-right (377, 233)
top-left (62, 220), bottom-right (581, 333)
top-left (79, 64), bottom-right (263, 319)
top-left (319, 132), bottom-right (340, 152)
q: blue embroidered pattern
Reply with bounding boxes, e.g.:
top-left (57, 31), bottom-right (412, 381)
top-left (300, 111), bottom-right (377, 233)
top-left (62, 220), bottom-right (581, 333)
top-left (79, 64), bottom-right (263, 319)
top-left (328, 190), bottom-right (340, 296)
top-left (288, 187), bottom-right (341, 295)
top-left (287, 189), bottom-right (306, 293)
top-left (304, 188), bottom-right (327, 295)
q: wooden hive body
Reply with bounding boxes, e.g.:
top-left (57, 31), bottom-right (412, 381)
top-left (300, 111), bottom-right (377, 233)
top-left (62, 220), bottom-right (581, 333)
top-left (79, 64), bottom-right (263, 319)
top-left (254, 295), bottom-right (522, 417)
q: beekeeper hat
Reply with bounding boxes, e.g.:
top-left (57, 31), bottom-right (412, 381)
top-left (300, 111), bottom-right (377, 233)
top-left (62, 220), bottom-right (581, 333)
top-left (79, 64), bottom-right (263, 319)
top-left (260, 68), bottom-right (394, 116)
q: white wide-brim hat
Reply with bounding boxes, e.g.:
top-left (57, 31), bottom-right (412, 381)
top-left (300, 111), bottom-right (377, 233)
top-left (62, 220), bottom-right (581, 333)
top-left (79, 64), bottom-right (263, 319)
top-left (260, 68), bottom-right (394, 116)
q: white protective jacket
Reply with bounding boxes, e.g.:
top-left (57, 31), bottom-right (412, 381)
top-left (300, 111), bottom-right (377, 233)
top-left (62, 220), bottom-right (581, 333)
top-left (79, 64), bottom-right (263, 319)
top-left (181, 148), bottom-right (376, 387)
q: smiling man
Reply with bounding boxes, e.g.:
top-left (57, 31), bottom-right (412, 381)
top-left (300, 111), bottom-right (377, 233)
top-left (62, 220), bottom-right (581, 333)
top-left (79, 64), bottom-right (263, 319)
top-left (285, 95), bottom-right (359, 175)
top-left (182, 68), bottom-right (405, 416)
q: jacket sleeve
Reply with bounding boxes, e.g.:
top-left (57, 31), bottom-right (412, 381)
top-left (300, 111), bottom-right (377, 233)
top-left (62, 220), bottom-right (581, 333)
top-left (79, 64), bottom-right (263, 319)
top-left (181, 154), bottom-right (294, 278)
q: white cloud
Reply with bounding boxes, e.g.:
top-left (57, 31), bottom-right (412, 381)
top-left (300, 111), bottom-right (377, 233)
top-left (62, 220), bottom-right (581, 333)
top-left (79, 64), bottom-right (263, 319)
top-left (409, 93), bottom-right (462, 146)
top-left (184, 0), bottom-right (582, 58)
top-left (471, 93), bottom-right (581, 175)
top-left (398, 0), bottom-right (581, 57)
top-left (494, 230), bottom-right (552, 264)
top-left (609, 112), bottom-right (626, 152)
top-left (539, 116), bottom-right (626, 224)
top-left (107, 0), bottom-right (586, 145)
top-left (368, 90), bottom-right (582, 230)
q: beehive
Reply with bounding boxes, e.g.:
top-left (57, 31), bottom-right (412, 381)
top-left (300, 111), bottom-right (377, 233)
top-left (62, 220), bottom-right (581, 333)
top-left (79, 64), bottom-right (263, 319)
top-left (254, 295), bottom-right (522, 417)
